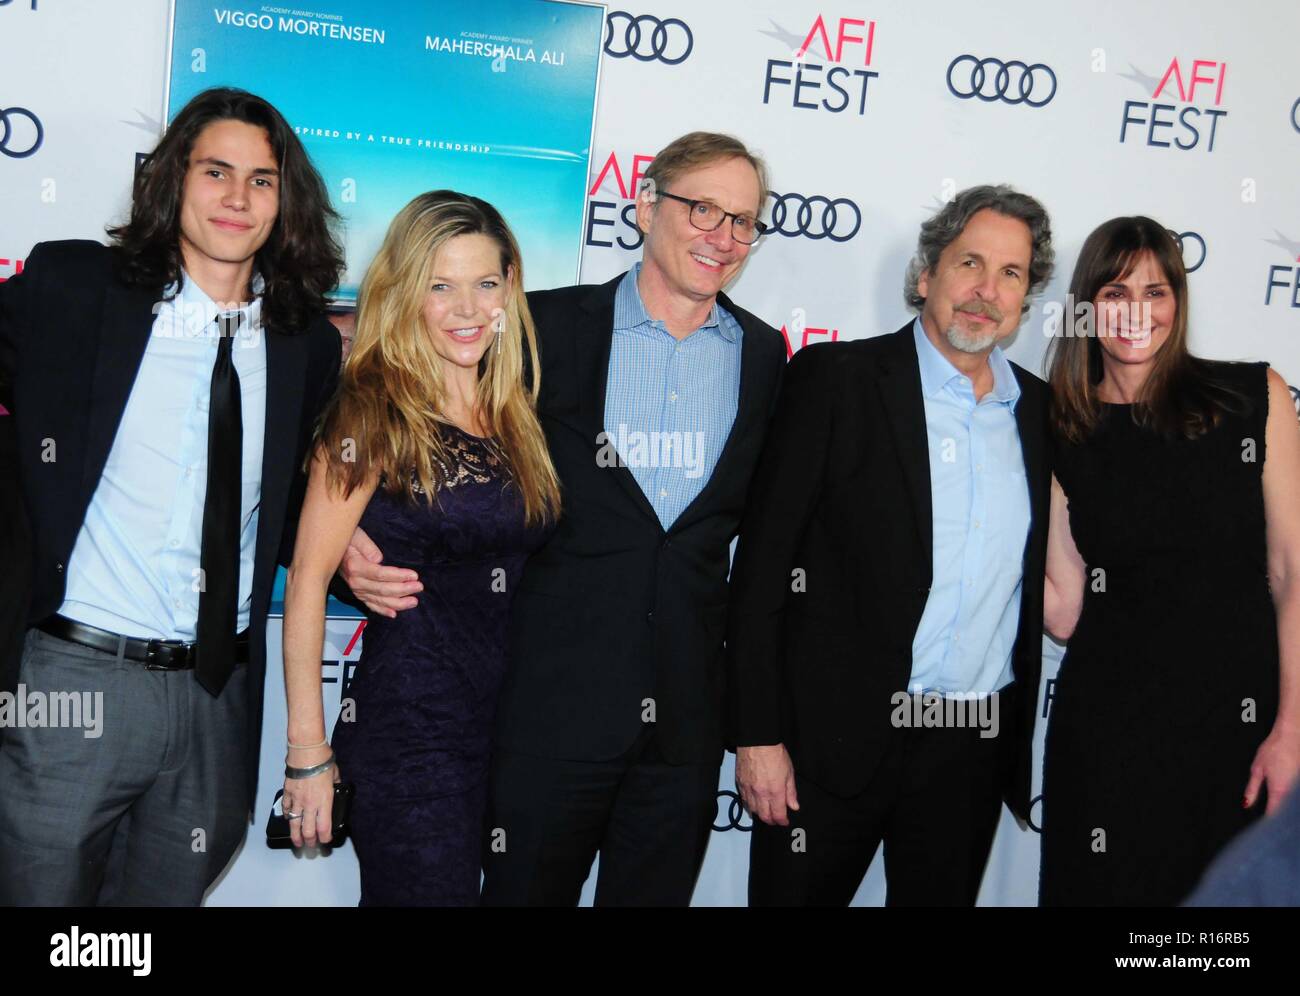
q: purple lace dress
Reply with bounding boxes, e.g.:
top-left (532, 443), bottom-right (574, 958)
top-left (331, 425), bottom-right (552, 905)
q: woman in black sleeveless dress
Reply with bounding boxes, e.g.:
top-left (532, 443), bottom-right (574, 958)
top-left (1041, 216), bottom-right (1300, 906)
top-left (279, 191), bottom-right (560, 905)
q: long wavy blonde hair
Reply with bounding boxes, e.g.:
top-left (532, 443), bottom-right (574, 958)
top-left (316, 190), bottom-right (560, 525)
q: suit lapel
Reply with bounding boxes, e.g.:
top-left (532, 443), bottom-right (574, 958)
top-left (875, 324), bottom-right (933, 568)
top-left (82, 279), bottom-right (162, 498)
top-left (1011, 364), bottom-right (1047, 526)
top-left (577, 275), bottom-right (661, 525)
top-left (253, 325), bottom-right (309, 581)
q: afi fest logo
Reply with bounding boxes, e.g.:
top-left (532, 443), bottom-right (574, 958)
top-left (946, 55), bottom-right (1056, 108)
top-left (761, 14), bottom-right (880, 115)
top-left (603, 11), bottom-right (692, 65)
top-left (1264, 230), bottom-right (1300, 308)
top-left (0, 256), bottom-right (26, 282)
top-left (780, 307), bottom-right (843, 359)
top-left (584, 150), bottom-right (654, 251)
top-left (1119, 57), bottom-right (1228, 151)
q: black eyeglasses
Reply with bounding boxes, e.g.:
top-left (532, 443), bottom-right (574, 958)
top-left (657, 191), bottom-right (769, 245)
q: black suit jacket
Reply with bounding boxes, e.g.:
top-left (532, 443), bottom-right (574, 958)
top-left (0, 240), bottom-right (341, 803)
top-left (494, 272), bottom-right (786, 764)
top-left (726, 322), bottom-right (1050, 820)
top-left (0, 366), bottom-right (31, 707)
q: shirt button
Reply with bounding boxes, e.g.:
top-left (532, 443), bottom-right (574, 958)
top-left (973, 519), bottom-right (981, 529)
top-left (976, 463), bottom-right (984, 472)
top-left (669, 391), bottom-right (678, 402)
top-left (169, 538), bottom-right (180, 549)
top-left (659, 488), bottom-right (668, 498)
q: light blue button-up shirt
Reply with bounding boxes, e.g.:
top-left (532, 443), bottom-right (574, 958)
top-left (59, 271), bottom-right (268, 640)
top-left (603, 263), bottom-right (743, 529)
top-left (908, 318), bottom-right (1029, 695)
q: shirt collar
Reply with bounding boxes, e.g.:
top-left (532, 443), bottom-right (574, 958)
top-left (163, 269), bottom-right (265, 340)
top-left (912, 317), bottom-right (1020, 407)
top-left (613, 262), bottom-right (733, 342)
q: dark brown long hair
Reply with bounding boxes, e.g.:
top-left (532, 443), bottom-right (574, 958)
top-left (106, 87), bottom-right (344, 332)
top-left (1048, 216), bottom-right (1249, 443)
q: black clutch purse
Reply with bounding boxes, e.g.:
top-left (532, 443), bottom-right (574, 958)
top-left (265, 784), bottom-right (355, 847)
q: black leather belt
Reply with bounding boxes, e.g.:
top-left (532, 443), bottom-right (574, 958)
top-left (37, 615), bottom-right (250, 671)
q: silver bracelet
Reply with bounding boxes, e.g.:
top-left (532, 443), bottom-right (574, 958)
top-left (285, 752), bottom-right (335, 779)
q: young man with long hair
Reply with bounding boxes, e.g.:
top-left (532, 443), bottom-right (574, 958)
top-left (0, 87), bottom-right (344, 905)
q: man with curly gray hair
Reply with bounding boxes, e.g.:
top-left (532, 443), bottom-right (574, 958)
top-left (727, 184), bottom-right (1055, 906)
top-left (904, 184), bottom-right (1055, 347)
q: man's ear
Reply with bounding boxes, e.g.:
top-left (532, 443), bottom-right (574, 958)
top-left (634, 179), bottom-right (657, 237)
top-left (917, 268), bottom-right (930, 300)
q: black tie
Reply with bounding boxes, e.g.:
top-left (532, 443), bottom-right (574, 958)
top-left (196, 311), bottom-right (243, 695)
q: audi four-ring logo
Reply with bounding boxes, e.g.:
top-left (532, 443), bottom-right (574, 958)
top-left (946, 55), bottom-right (1057, 108)
top-left (0, 105), bottom-right (43, 159)
top-left (768, 192), bottom-right (862, 242)
top-left (1170, 230), bottom-right (1206, 273)
top-left (604, 11), bottom-right (693, 65)
top-left (712, 790), bottom-right (753, 832)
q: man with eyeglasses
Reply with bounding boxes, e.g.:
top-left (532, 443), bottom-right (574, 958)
top-left (342, 131), bottom-right (785, 904)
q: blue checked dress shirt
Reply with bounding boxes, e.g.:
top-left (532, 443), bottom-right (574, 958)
top-left (602, 263), bottom-right (743, 529)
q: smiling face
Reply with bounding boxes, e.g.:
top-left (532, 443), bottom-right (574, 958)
top-left (918, 208), bottom-right (1034, 356)
top-left (420, 232), bottom-right (512, 374)
top-left (1093, 250), bottom-right (1177, 370)
top-left (177, 118), bottom-right (280, 292)
top-left (636, 156), bottom-right (761, 305)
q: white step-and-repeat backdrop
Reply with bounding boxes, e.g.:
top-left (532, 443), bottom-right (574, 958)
top-left (2, 0), bottom-right (1297, 905)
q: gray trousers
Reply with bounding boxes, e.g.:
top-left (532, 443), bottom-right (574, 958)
top-left (0, 628), bottom-right (251, 906)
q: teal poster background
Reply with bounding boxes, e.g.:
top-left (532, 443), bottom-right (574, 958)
top-left (167, 0), bottom-right (604, 613)
top-left (167, 0), bottom-right (605, 299)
